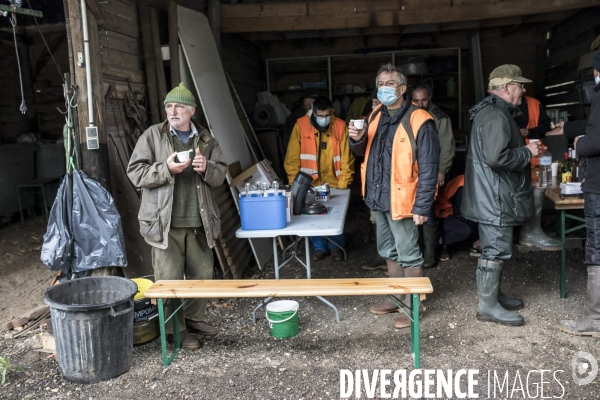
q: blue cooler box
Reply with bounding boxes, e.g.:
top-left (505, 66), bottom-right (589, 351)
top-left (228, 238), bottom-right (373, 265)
top-left (239, 195), bottom-right (287, 230)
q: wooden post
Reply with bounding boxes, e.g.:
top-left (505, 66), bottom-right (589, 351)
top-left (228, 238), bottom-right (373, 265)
top-left (168, 0), bottom-right (180, 88)
top-left (64, 0), bottom-right (110, 189)
top-left (150, 7), bottom-right (168, 121)
top-left (139, 4), bottom-right (160, 125)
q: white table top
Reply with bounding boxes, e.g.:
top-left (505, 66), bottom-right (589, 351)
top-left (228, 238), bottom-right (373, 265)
top-left (236, 188), bottom-right (351, 238)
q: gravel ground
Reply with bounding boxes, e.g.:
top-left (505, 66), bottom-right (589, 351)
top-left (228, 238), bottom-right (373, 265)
top-left (1, 202), bottom-right (600, 399)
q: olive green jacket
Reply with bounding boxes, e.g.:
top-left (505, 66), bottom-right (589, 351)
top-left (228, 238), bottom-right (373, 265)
top-left (427, 102), bottom-right (456, 175)
top-left (127, 120), bottom-right (227, 249)
top-left (462, 95), bottom-right (533, 226)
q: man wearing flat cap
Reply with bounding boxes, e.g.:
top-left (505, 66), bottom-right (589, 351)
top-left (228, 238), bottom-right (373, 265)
top-left (128, 83), bottom-right (227, 349)
top-left (548, 50), bottom-right (600, 337)
top-left (462, 65), bottom-right (541, 326)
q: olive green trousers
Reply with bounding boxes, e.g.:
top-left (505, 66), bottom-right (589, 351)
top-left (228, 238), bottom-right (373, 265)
top-left (152, 227), bottom-right (214, 333)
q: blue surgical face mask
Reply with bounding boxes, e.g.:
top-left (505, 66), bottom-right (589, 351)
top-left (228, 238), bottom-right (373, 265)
top-left (316, 115), bottom-right (331, 127)
top-left (595, 76), bottom-right (600, 85)
top-left (377, 86), bottom-right (399, 106)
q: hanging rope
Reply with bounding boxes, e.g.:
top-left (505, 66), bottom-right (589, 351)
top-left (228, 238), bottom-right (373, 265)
top-left (63, 76), bottom-right (80, 174)
top-left (9, 12), bottom-right (27, 114)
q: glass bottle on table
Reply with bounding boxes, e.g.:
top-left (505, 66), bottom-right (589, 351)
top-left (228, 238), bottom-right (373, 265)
top-left (561, 152), bottom-right (572, 183)
top-left (570, 149), bottom-right (579, 182)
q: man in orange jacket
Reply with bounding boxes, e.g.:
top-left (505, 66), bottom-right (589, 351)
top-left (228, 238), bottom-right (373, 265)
top-left (434, 175), bottom-right (479, 261)
top-left (349, 63), bottom-right (440, 329)
top-left (284, 97), bottom-right (355, 261)
top-left (514, 95), bottom-right (552, 140)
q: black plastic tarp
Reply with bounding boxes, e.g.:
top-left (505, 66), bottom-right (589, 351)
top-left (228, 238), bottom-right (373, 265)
top-left (41, 170), bottom-right (127, 273)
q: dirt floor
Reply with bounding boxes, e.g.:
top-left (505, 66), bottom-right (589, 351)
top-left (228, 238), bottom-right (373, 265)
top-left (1, 200), bottom-right (600, 399)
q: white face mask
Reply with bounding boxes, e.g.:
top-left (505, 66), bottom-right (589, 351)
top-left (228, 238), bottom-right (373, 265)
top-left (595, 76), bottom-right (600, 85)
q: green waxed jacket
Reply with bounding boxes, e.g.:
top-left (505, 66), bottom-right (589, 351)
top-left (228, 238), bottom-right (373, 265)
top-left (427, 102), bottom-right (456, 175)
top-left (462, 95), bottom-right (533, 227)
top-left (127, 120), bottom-right (227, 249)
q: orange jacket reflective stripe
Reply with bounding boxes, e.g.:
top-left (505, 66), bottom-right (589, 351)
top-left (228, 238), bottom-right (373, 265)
top-left (297, 116), bottom-right (344, 181)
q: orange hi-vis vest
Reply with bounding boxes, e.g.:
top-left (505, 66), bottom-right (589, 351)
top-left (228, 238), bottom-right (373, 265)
top-left (525, 96), bottom-right (541, 130)
top-left (297, 115), bottom-right (345, 181)
top-left (524, 97), bottom-right (543, 167)
top-left (434, 174), bottom-right (465, 219)
top-left (361, 103), bottom-right (433, 220)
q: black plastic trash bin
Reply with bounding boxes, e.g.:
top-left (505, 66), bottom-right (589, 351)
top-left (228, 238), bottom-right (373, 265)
top-left (44, 277), bottom-right (137, 384)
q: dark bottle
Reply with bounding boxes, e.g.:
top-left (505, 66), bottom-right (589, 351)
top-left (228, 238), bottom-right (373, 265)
top-left (570, 149), bottom-right (579, 182)
top-left (561, 152), bottom-right (572, 183)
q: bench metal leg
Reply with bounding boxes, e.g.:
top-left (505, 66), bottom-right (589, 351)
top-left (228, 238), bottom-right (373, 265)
top-left (389, 294), bottom-right (421, 368)
top-left (558, 210), bottom-right (566, 298)
top-left (158, 298), bottom-right (185, 367)
top-left (410, 294), bottom-right (421, 369)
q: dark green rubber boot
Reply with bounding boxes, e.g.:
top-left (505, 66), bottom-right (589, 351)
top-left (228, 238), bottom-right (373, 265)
top-left (476, 259), bottom-right (524, 326)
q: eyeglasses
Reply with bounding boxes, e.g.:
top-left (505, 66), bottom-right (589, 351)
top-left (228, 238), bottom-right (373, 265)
top-left (508, 82), bottom-right (525, 89)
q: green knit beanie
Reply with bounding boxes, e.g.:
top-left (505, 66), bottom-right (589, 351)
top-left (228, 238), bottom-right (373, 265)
top-left (164, 83), bottom-right (196, 107)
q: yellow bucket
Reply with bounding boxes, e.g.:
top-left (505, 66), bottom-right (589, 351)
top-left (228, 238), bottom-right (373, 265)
top-left (131, 278), bottom-right (159, 345)
top-left (132, 278), bottom-right (153, 301)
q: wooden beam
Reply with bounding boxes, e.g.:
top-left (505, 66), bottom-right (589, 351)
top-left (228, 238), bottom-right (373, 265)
top-left (65, 0), bottom-right (110, 189)
top-left (84, 0), bottom-right (106, 30)
top-left (150, 7), bottom-right (168, 121)
top-left (138, 4), bottom-right (160, 124)
top-left (168, 0), bottom-right (180, 88)
top-left (221, 0), bottom-right (597, 33)
top-left (244, 9), bottom-right (570, 42)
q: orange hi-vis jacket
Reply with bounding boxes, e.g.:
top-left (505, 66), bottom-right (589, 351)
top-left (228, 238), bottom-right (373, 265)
top-left (524, 96), bottom-right (542, 167)
top-left (296, 115), bottom-right (345, 181)
top-left (361, 104), bottom-right (433, 220)
top-left (525, 96), bottom-right (541, 130)
top-left (434, 174), bottom-right (465, 219)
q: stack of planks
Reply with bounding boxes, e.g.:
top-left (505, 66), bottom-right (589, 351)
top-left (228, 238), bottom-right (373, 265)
top-left (211, 182), bottom-right (254, 279)
top-left (1, 305), bottom-right (50, 339)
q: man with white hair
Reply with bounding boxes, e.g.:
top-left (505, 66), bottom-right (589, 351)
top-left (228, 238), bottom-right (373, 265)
top-left (462, 65), bottom-right (541, 326)
top-left (128, 83), bottom-right (227, 349)
top-left (349, 63), bottom-right (440, 329)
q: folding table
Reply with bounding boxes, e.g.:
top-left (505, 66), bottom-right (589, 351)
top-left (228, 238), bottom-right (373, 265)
top-left (236, 188), bottom-right (351, 322)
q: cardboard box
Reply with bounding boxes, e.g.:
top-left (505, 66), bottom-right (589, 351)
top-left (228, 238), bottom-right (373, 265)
top-left (561, 182), bottom-right (582, 195)
top-left (315, 183), bottom-right (330, 201)
top-left (230, 160), bottom-right (280, 194)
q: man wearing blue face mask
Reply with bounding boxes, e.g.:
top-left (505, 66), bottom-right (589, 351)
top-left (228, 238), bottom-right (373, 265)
top-left (349, 63), bottom-right (440, 329)
top-left (284, 96), bottom-right (355, 261)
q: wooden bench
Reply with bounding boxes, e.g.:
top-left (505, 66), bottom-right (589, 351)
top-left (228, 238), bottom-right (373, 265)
top-left (145, 277), bottom-right (434, 368)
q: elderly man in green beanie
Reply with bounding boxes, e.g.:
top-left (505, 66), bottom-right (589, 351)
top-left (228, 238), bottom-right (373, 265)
top-left (128, 83), bottom-right (227, 349)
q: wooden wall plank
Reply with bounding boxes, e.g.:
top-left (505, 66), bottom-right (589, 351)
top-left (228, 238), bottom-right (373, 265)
top-left (222, 0), bottom-right (596, 33)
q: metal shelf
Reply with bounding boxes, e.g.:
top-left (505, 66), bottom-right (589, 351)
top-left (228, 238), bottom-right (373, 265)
top-left (266, 48), bottom-right (462, 128)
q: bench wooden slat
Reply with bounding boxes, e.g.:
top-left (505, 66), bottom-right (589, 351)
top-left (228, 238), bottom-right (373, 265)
top-left (144, 278), bottom-right (433, 299)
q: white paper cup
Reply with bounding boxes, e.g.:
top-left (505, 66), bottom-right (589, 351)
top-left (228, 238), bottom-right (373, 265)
top-left (351, 119), bottom-right (365, 129)
top-left (177, 150), bottom-right (191, 162)
top-left (551, 162), bottom-right (559, 176)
